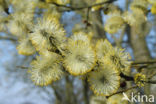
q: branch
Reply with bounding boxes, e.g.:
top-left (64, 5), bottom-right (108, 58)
top-left (148, 71), bottom-right (156, 79)
top-left (16, 66), bottom-right (28, 69)
top-left (120, 73), bottom-right (134, 81)
top-left (51, 84), bottom-right (63, 103)
top-left (132, 60), bottom-right (156, 65)
top-left (120, 73), bottom-right (156, 84)
top-left (84, 7), bottom-right (91, 28)
top-left (17, 65), bottom-right (156, 85)
top-left (83, 79), bottom-right (90, 104)
top-left (52, 0), bottom-right (117, 11)
top-left (106, 86), bottom-right (138, 98)
top-left (0, 36), bottom-right (17, 41)
top-left (144, 80), bottom-right (156, 84)
top-left (49, 36), bottom-right (62, 55)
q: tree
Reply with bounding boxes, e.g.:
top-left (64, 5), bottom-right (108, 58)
top-left (0, 0), bottom-right (156, 104)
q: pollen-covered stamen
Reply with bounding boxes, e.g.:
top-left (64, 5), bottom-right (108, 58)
top-left (64, 40), bottom-right (96, 75)
top-left (111, 55), bottom-right (126, 69)
top-left (29, 14), bottom-right (66, 51)
top-left (103, 47), bottom-right (131, 75)
top-left (88, 64), bottom-right (120, 96)
top-left (17, 37), bottom-right (36, 55)
top-left (96, 39), bottom-right (113, 59)
top-left (104, 12), bottom-right (125, 34)
top-left (134, 73), bottom-right (146, 87)
top-left (29, 52), bottom-right (64, 86)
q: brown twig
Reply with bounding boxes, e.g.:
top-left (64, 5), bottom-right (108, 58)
top-left (52, 0), bottom-right (117, 11)
top-left (83, 79), bottom-right (90, 104)
top-left (144, 80), bottom-right (156, 84)
top-left (120, 73), bottom-right (134, 81)
top-left (84, 7), bottom-right (91, 28)
top-left (16, 66), bottom-right (29, 69)
top-left (120, 73), bottom-right (156, 84)
top-left (0, 36), bottom-right (17, 41)
top-left (51, 84), bottom-right (63, 103)
top-left (106, 86), bottom-right (138, 98)
top-left (148, 71), bottom-right (156, 79)
top-left (132, 60), bottom-right (156, 65)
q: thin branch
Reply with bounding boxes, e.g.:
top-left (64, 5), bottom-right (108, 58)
top-left (51, 84), bottom-right (63, 103)
top-left (16, 66), bottom-right (29, 69)
top-left (106, 86), bottom-right (138, 98)
top-left (52, 0), bottom-right (117, 11)
top-left (120, 73), bottom-right (134, 81)
top-left (132, 60), bottom-right (156, 65)
top-left (49, 36), bottom-right (62, 55)
top-left (0, 36), bottom-right (17, 41)
top-left (120, 73), bottom-right (156, 84)
top-left (83, 79), bottom-right (90, 104)
top-left (148, 71), bottom-right (156, 79)
top-left (144, 80), bottom-right (156, 84)
top-left (84, 7), bottom-right (91, 28)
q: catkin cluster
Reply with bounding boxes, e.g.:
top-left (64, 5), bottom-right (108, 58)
top-left (0, 0), bottom-right (153, 97)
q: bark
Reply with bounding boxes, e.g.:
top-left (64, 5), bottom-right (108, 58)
top-left (65, 76), bottom-right (77, 104)
top-left (83, 79), bottom-right (89, 104)
top-left (130, 26), bottom-right (151, 61)
top-left (90, 10), bottom-right (106, 40)
top-left (130, 25), bottom-right (152, 97)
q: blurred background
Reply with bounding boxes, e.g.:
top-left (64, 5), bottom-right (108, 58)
top-left (0, 0), bottom-right (156, 104)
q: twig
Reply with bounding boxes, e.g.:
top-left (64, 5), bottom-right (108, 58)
top-left (148, 71), bottom-right (156, 79)
top-left (83, 79), bottom-right (90, 104)
top-left (0, 36), bottom-right (17, 41)
top-left (120, 73), bottom-right (156, 84)
top-left (49, 36), bottom-right (62, 55)
top-left (120, 73), bottom-right (134, 81)
top-left (51, 84), bottom-right (63, 103)
top-left (16, 66), bottom-right (29, 69)
top-left (132, 60), bottom-right (156, 65)
top-left (52, 0), bottom-right (117, 11)
top-left (144, 80), bottom-right (156, 84)
top-left (106, 86), bottom-right (138, 98)
top-left (84, 7), bottom-right (91, 28)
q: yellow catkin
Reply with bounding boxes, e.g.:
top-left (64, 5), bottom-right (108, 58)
top-left (151, 5), bottom-right (156, 14)
top-left (134, 73), bottom-right (146, 87)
